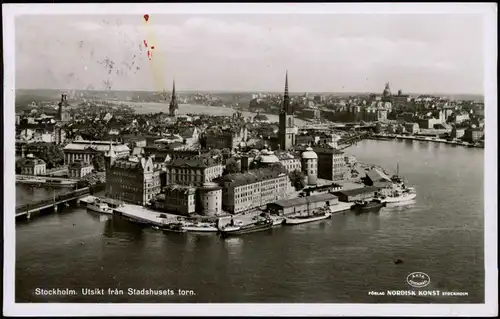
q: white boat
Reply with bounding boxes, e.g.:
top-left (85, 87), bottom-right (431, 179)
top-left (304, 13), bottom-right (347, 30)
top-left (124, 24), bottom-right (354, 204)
top-left (182, 222), bottom-right (219, 232)
top-left (285, 212), bottom-right (332, 225)
top-left (270, 215), bottom-right (285, 226)
top-left (87, 198), bottom-right (114, 214)
top-left (378, 187), bottom-right (416, 204)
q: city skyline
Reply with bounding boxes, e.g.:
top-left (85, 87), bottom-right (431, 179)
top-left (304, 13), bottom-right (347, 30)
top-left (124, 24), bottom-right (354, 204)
top-left (15, 14), bottom-right (485, 95)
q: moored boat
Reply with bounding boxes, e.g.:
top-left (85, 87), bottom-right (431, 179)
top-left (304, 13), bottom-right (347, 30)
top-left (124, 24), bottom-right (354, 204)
top-left (270, 215), bottom-right (285, 226)
top-left (285, 211), bottom-right (332, 225)
top-left (219, 219), bottom-right (273, 236)
top-left (378, 187), bottom-right (416, 204)
top-left (161, 223), bottom-right (187, 233)
top-left (181, 222), bottom-right (218, 232)
top-left (87, 198), bottom-right (114, 214)
top-left (352, 199), bottom-right (385, 213)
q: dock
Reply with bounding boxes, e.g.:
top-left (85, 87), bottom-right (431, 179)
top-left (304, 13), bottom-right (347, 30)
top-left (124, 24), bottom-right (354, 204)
top-left (113, 204), bottom-right (185, 226)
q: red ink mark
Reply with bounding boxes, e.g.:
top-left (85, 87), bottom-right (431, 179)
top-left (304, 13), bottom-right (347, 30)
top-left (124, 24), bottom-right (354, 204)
top-left (144, 14), bottom-right (149, 22)
top-left (151, 46), bottom-right (155, 50)
top-left (147, 50), bottom-right (151, 60)
top-left (143, 40), bottom-right (148, 48)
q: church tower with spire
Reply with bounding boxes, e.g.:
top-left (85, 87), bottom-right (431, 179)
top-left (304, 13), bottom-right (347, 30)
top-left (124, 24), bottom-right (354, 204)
top-left (169, 80), bottom-right (179, 117)
top-left (278, 71), bottom-right (296, 150)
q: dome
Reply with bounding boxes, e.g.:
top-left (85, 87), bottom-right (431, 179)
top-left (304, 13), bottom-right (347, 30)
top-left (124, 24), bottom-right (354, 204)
top-left (301, 147), bottom-right (318, 159)
top-left (259, 149), bottom-right (279, 164)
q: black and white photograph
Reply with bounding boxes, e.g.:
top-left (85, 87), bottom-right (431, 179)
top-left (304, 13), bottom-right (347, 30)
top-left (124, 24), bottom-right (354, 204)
top-left (3, 3), bottom-right (497, 317)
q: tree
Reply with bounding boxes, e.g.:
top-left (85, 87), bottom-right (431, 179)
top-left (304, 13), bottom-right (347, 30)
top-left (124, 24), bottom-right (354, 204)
top-left (32, 143), bottom-right (64, 169)
top-left (223, 161), bottom-right (240, 175)
top-left (92, 154), bottom-right (106, 172)
top-left (289, 169), bottom-right (306, 191)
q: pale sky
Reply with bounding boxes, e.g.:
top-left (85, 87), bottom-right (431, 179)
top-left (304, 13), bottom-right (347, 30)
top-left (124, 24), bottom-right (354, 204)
top-left (15, 14), bottom-right (485, 94)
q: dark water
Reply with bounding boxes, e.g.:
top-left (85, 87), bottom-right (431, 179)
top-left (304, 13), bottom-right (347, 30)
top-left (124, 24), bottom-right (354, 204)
top-left (16, 184), bottom-right (72, 206)
top-left (15, 140), bottom-right (484, 303)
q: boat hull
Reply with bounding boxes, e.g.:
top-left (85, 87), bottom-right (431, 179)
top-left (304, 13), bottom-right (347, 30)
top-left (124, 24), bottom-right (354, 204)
top-left (381, 193), bottom-right (416, 204)
top-left (182, 226), bottom-right (218, 232)
top-left (87, 205), bottom-right (114, 214)
top-left (285, 212), bottom-right (332, 225)
top-left (220, 221), bottom-right (273, 236)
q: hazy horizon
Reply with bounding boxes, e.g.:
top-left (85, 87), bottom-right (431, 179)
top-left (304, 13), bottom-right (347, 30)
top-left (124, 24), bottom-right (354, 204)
top-left (15, 14), bottom-right (485, 95)
top-left (15, 88), bottom-right (484, 98)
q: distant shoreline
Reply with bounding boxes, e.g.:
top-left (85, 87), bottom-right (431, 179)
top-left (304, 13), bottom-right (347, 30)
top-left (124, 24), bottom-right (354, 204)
top-left (14, 89), bottom-right (485, 102)
top-left (107, 100), bottom-right (310, 125)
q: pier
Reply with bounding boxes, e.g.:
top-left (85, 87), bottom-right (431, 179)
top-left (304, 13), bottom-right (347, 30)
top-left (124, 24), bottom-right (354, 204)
top-left (16, 187), bottom-right (90, 220)
top-left (370, 134), bottom-right (484, 148)
top-left (337, 131), bottom-right (373, 150)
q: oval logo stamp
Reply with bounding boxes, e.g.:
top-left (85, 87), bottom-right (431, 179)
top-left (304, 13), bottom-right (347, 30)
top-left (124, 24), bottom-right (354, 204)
top-left (406, 272), bottom-right (431, 288)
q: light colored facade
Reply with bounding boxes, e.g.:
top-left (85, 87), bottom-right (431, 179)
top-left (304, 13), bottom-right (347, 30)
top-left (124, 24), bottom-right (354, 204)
top-left (197, 182), bottom-right (223, 216)
top-left (20, 157), bottom-right (46, 175)
top-left (219, 166), bottom-right (289, 214)
top-left (301, 147), bottom-right (318, 186)
top-left (68, 161), bottom-right (94, 179)
top-left (404, 123), bottom-right (420, 135)
top-left (63, 140), bottom-right (130, 165)
top-left (276, 152), bottom-right (301, 173)
top-left (164, 158), bottom-right (224, 187)
top-left (450, 127), bottom-right (466, 139)
top-left (105, 156), bottom-right (161, 205)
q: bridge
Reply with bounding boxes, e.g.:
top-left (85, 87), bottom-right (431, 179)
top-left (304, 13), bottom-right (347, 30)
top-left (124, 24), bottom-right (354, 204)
top-left (337, 131), bottom-right (373, 150)
top-left (16, 175), bottom-right (77, 186)
top-left (16, 187), bottom-right (90, 219)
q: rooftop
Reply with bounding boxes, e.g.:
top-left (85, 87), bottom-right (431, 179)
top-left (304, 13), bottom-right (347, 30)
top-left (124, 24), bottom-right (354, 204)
top-left (333, 186), bottom-right (381, 197)
top-left (270, 193), bottom-right (338, 208)
top-left (64, 140), bottom-right (130, 153)
top-left (219, 166), bottom-right (287, 187)
top-left (167, 157), bottom-right (219, 169)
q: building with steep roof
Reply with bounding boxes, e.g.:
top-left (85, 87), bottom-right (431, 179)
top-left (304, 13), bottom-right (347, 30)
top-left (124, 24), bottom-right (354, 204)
top-left (217, 166), bottom-right (288, 214)
top-left (105, 156), bottom-right (161, 205)
top-left (169, 80), bottom-right (179, 117)
top-left (278, 71), bottom-right (298, 150)
top-left (63, 140), bottom-right (130, 165)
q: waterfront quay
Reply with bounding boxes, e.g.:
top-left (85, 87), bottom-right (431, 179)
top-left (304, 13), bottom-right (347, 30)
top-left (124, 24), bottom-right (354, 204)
top-left (370, 133), bottom-right (484, 148)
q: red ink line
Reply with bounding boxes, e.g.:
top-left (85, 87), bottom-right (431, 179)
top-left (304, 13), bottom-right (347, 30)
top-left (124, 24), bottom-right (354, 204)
top-left (147, 50), bottom-right (151, 60)
top-left (143, 40), bottom-right (148, 48)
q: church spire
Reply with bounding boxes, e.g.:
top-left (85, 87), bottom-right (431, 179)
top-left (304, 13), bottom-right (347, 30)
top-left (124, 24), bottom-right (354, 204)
top-left (282, 70), bottom-right (291, 114)
top-left (169, 79), bottom-right (178, 117)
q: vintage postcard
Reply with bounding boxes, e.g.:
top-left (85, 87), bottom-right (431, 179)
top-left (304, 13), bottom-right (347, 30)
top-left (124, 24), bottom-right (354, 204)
top-left (3, 3), bottom-right (497, 317)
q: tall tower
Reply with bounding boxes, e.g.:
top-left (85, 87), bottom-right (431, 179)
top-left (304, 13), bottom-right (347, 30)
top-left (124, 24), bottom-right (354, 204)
top-left (58, 93), bottom-right (67, 121)
top-left (279, 71), bottom-right (296, 150)
top-left (169, 80), bottom-right (179, 117)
